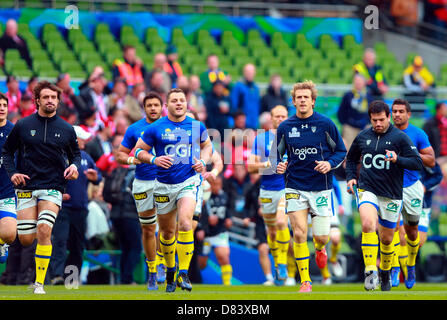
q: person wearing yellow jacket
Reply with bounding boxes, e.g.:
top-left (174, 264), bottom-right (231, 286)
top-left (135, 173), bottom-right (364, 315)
top-left (403, 55), bottom-right (435, 94)
top-left (353, 48), bottom-right (388, 99)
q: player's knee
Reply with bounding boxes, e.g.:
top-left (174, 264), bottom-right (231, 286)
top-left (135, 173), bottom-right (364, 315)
top-left (18, 233), bottom-right (35, 247)
top-left (1, 230), bottom-right (16, 244)
top-left (361, 218), bottom-right (375, 233)
top-left (177, 219), bottom-right (192, 232)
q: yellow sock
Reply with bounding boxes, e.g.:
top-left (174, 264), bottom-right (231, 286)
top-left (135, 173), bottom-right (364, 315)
top-left (330, 241), bottom-right (342, 264)
top-left (313, 237), bottom-right (328, 251)
top-left (35, 244), bottom-right (52, 285)
top-left (361, 232), bottom-right (379, 272)
top-left (160, 234), bottom-right (176, 269)
top-left (391, 231), bottom-right (400, 268)
top-left (320, 265), bottom-right (331, 279)
top-left (146, 258), bottom-right (157, 274)
top-left (177, 230), bottom-right (194, 274)
top-left (267, 234), bottom-right (279, 267)
top-left (399, 244), bottom-right (408, 278)
top-left (276, 228), bottom-right (290, 265)
top-left (287, 251), bottom-right (297, 278)
top-left (156, 249), bottom-right (165, 266)
top-left (379, 241), bottom-right (394, 271)
top-left (406, 233), bottom-right (420, 267)
top-left (221, 264), bottom-right (232, 285)
top-left (294, 242), bottom-right (311, 283)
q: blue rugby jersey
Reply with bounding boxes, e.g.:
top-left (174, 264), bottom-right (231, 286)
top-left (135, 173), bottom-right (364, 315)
top-left (0, 121), bottom-right (15, 199)
top-left (270, 112), bottom-right (346, 191)
top-left (121, 118), bottom-right (157, 181)
top-left (141, 116), bottom-right (208, 184)
top-left (251, 130), bottom-right (285, 191)
top-left (401, 123), bottom-right (431, 188)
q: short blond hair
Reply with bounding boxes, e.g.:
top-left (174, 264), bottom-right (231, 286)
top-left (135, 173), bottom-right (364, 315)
top-left (290, 80), bottom-right (317, 102)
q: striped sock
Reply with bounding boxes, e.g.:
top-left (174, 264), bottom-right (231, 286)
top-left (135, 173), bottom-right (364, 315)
top-left (146, 258), bottom-right (157, 274)
top-left (406, 233), bottom-right (420, 267)
top-left (35, 244), bottom-right (52, 285)
top-left (221, 264), bottom-right (233, 285)
top-left (177, 230), bottom-right (194, 274)
top-left (160, 234), bottom-right (176, 269)
top-left (379, 241), bottom-right (394, 271)
top-left (391, 231), bottom-right (400, 269)
top-left (267, 234), bottom-right (279, 267)
top-left (294, 241), bottom-right (311, 284)
top-left (276, 228), bottom-right (290, 265)
top-left (361, 232), bottom-right (379, 272)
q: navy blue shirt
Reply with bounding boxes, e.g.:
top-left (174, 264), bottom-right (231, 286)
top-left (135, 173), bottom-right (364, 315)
top-left (63, 150), bottom-right (102, 210)
top-left (270, 112), bottom-right (346, 191)
top-left (0, 121), bottom-right (15, 199)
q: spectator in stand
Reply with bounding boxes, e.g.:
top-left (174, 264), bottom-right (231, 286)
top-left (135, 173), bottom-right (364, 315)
top-left (146, 53), bottom-right (171, 94)
top-left (164, 45), bottom-right (183, 87)
top-left (107, 77), bottom-right (142, 124)
top-left (200, 54), bottom-right (231, 95)
top-left (0, 19), bottom-right (32, 69)
top-left (223, 164), bottom-right (252, 219)
top-left (147, 70), bottom-right (167, 103)
top-left (95, 134), bottom-right (123, 177)
top-left (78, 71), bottom-right (109, 129)
top-left (5, 75), bottom-right (21, 114)
top-left (423, 101), bottom-right (447, 164)
top-left (84, 120), bottom-right (114, 164)
top-left (403, 55), bottom-right (435, 95)
top-left (230, 63), bottom-right (260, 129)
top-left (205, 80), bottom-right (232, 138)
top-left (24, 76), bottom-right (38, 111)
top-left (337, 74), bottom-right (374, 150)
top-left (112, 45), bottom-right (146, 88)
top-left (353, 48), bottom-right (388, 100)
top-left (260, 74), bottom-right (288, 114)
top-left (189, 75), bottom-right (206, 121)
top-left (18, 93), bottom-right (35, 118)
top-left (56, 73), bottom-right (84, 124)
top-left (424, 0), bottom-right (447, 41)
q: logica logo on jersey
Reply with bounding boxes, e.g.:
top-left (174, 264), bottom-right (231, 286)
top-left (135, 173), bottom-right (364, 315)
top-left (362, 153), bottom-right (391, 170)
top-left (291, 146), bottom-right (318, 160)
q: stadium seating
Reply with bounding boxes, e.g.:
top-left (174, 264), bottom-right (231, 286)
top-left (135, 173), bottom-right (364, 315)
top-left (1, 9), bottom-right (446, 88)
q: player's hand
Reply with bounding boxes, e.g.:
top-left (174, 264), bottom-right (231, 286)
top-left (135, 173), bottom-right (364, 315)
top-left (196, 230), bottom-right (205, 241)
top-left (154, 155), bottom-right (174, 169)
top-left (242, 217), bottom-right (251, 227)
top-left (224, 218), bottom-right (233, 229)
top-left (62, 193), bottom-right (71, 201)
top-left (208, 215), bottom-right (218, 226)
top-left (385, 149), bottom-right (397, 163)
top-left (338, 204), bottom-right (345, 216)
top-left (11, 173), bottom-right (30, 187)
top-left (64, 164), bottom-right (79, 180)
top-left (202, 171), bottom-right (215, 183)
top-left (347, 179), bottom-right (357, 194)
top-left (192, 157), bottom-right (206, 173)
top-left (314, 160), bottom-right (331, 174)
top-left (276, 161), bottom-right (288, 174)
top-left (84, 168), bottom-right (98, 182)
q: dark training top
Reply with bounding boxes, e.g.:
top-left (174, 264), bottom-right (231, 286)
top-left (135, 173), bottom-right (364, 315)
top-left (346, 124), bottom-right (423, 200)
top-left (2, 113), bottom-right (81, 194)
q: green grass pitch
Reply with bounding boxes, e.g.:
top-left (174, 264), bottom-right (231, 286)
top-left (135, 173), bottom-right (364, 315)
top-left (0, 283), bottom-right (446, 300)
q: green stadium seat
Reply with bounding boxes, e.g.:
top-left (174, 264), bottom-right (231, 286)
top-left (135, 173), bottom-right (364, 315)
top-left (128, 3), bottom-right (147, 12)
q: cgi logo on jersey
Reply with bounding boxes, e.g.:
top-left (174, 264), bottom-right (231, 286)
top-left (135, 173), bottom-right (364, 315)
top-left (362, 153), bottom-right (391, 170)
top-left (291, 146), bottom-right (318, 160)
